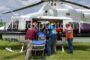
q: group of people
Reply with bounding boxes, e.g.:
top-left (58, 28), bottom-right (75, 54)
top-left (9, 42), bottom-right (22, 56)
top-left (24, 21), bottom-right (74, 60)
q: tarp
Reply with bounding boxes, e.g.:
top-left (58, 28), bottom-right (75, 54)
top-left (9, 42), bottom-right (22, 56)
top-left (32, 40), bottom-right (46, 45)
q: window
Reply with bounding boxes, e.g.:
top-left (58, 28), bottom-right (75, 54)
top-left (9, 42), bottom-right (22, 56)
top-left (8, 21), bottom-right (19, 31)
top-left (26, 21), bottom-right (31, 29)
top-left (70, 22), bottom-right (79, 29)
top-left (66, 13), bottom-right (70, 16)
top-left (13, 21), bottom-right (19, 30)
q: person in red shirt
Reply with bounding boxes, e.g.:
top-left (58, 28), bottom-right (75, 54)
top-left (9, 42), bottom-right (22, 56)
top-left (25, 25), bottom-right (37, 40)
top-left (56, 26), bottom-right (62, 40)
top-left (25, 25), bottom-right (37, 60)
top-left (64, 22), bottom-right (74, 53)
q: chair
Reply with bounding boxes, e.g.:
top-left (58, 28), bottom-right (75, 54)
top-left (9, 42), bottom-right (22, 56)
top-left (32, 40), bottom-right (46, 56)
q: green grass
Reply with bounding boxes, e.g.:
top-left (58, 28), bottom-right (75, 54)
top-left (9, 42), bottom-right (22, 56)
top-left (0, 40), bottom-right (24, 60)
top-left (47, 42), bottom-right (90, 60)
top-left (0, 40), bottom-right (90, 60)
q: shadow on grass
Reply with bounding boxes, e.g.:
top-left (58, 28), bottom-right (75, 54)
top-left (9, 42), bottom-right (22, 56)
top-left (32, 51), bottom-right (46, 60)
top-left (73, 45), bottom-right (90, 51)
top-left (32, 56), bottom-right (46, 60)
top-left (0, 44), bottom-right (22, 50)
top-left (2, 51), bottom-right (46, 60)
top-left (2, 53), bottom-right (23, 60)
top-left (56, 44), bottom-right (90, 51)
top-left (2, 50), bottom-right (46, 60)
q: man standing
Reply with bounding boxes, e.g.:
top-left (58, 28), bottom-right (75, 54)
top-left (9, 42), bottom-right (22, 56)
top-left (64, 23), bottom-right (74, 53)
top-left (46, 22), bottom-right (57, 56)
top-left (25, 25), bottom-right (37, 60)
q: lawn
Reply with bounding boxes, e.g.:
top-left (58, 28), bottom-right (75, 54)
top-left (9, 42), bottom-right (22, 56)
top-left (0, 40), bottom-right (90, 60)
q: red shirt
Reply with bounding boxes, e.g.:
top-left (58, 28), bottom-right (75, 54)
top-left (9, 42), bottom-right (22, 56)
top-left (56, 27), bottom-right (61, 32)
top-left (25, 28), bottom-right (37, 40)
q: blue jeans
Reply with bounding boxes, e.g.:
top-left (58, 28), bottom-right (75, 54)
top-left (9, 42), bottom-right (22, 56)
top-left (46, 34), bottom-right (57, 56)
top-left (67, 38), bottom-right (73, 52)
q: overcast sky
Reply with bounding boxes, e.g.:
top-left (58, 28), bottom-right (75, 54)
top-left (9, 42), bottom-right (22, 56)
top-left (0, 0), bottom-right (42, 21)
top-left (0, 0), bottom-right (90, 21)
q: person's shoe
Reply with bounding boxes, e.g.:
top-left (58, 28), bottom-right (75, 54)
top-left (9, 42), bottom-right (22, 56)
top-left (47, 54), bottom-right (51, 56)
top-left (67, 51), bottom-right (73, 54)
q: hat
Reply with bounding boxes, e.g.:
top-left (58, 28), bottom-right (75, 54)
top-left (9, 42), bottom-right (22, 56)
top-left (47, 24), bottom-right (55, 30)
top-left (51, 23), bottom-right (54, 25)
